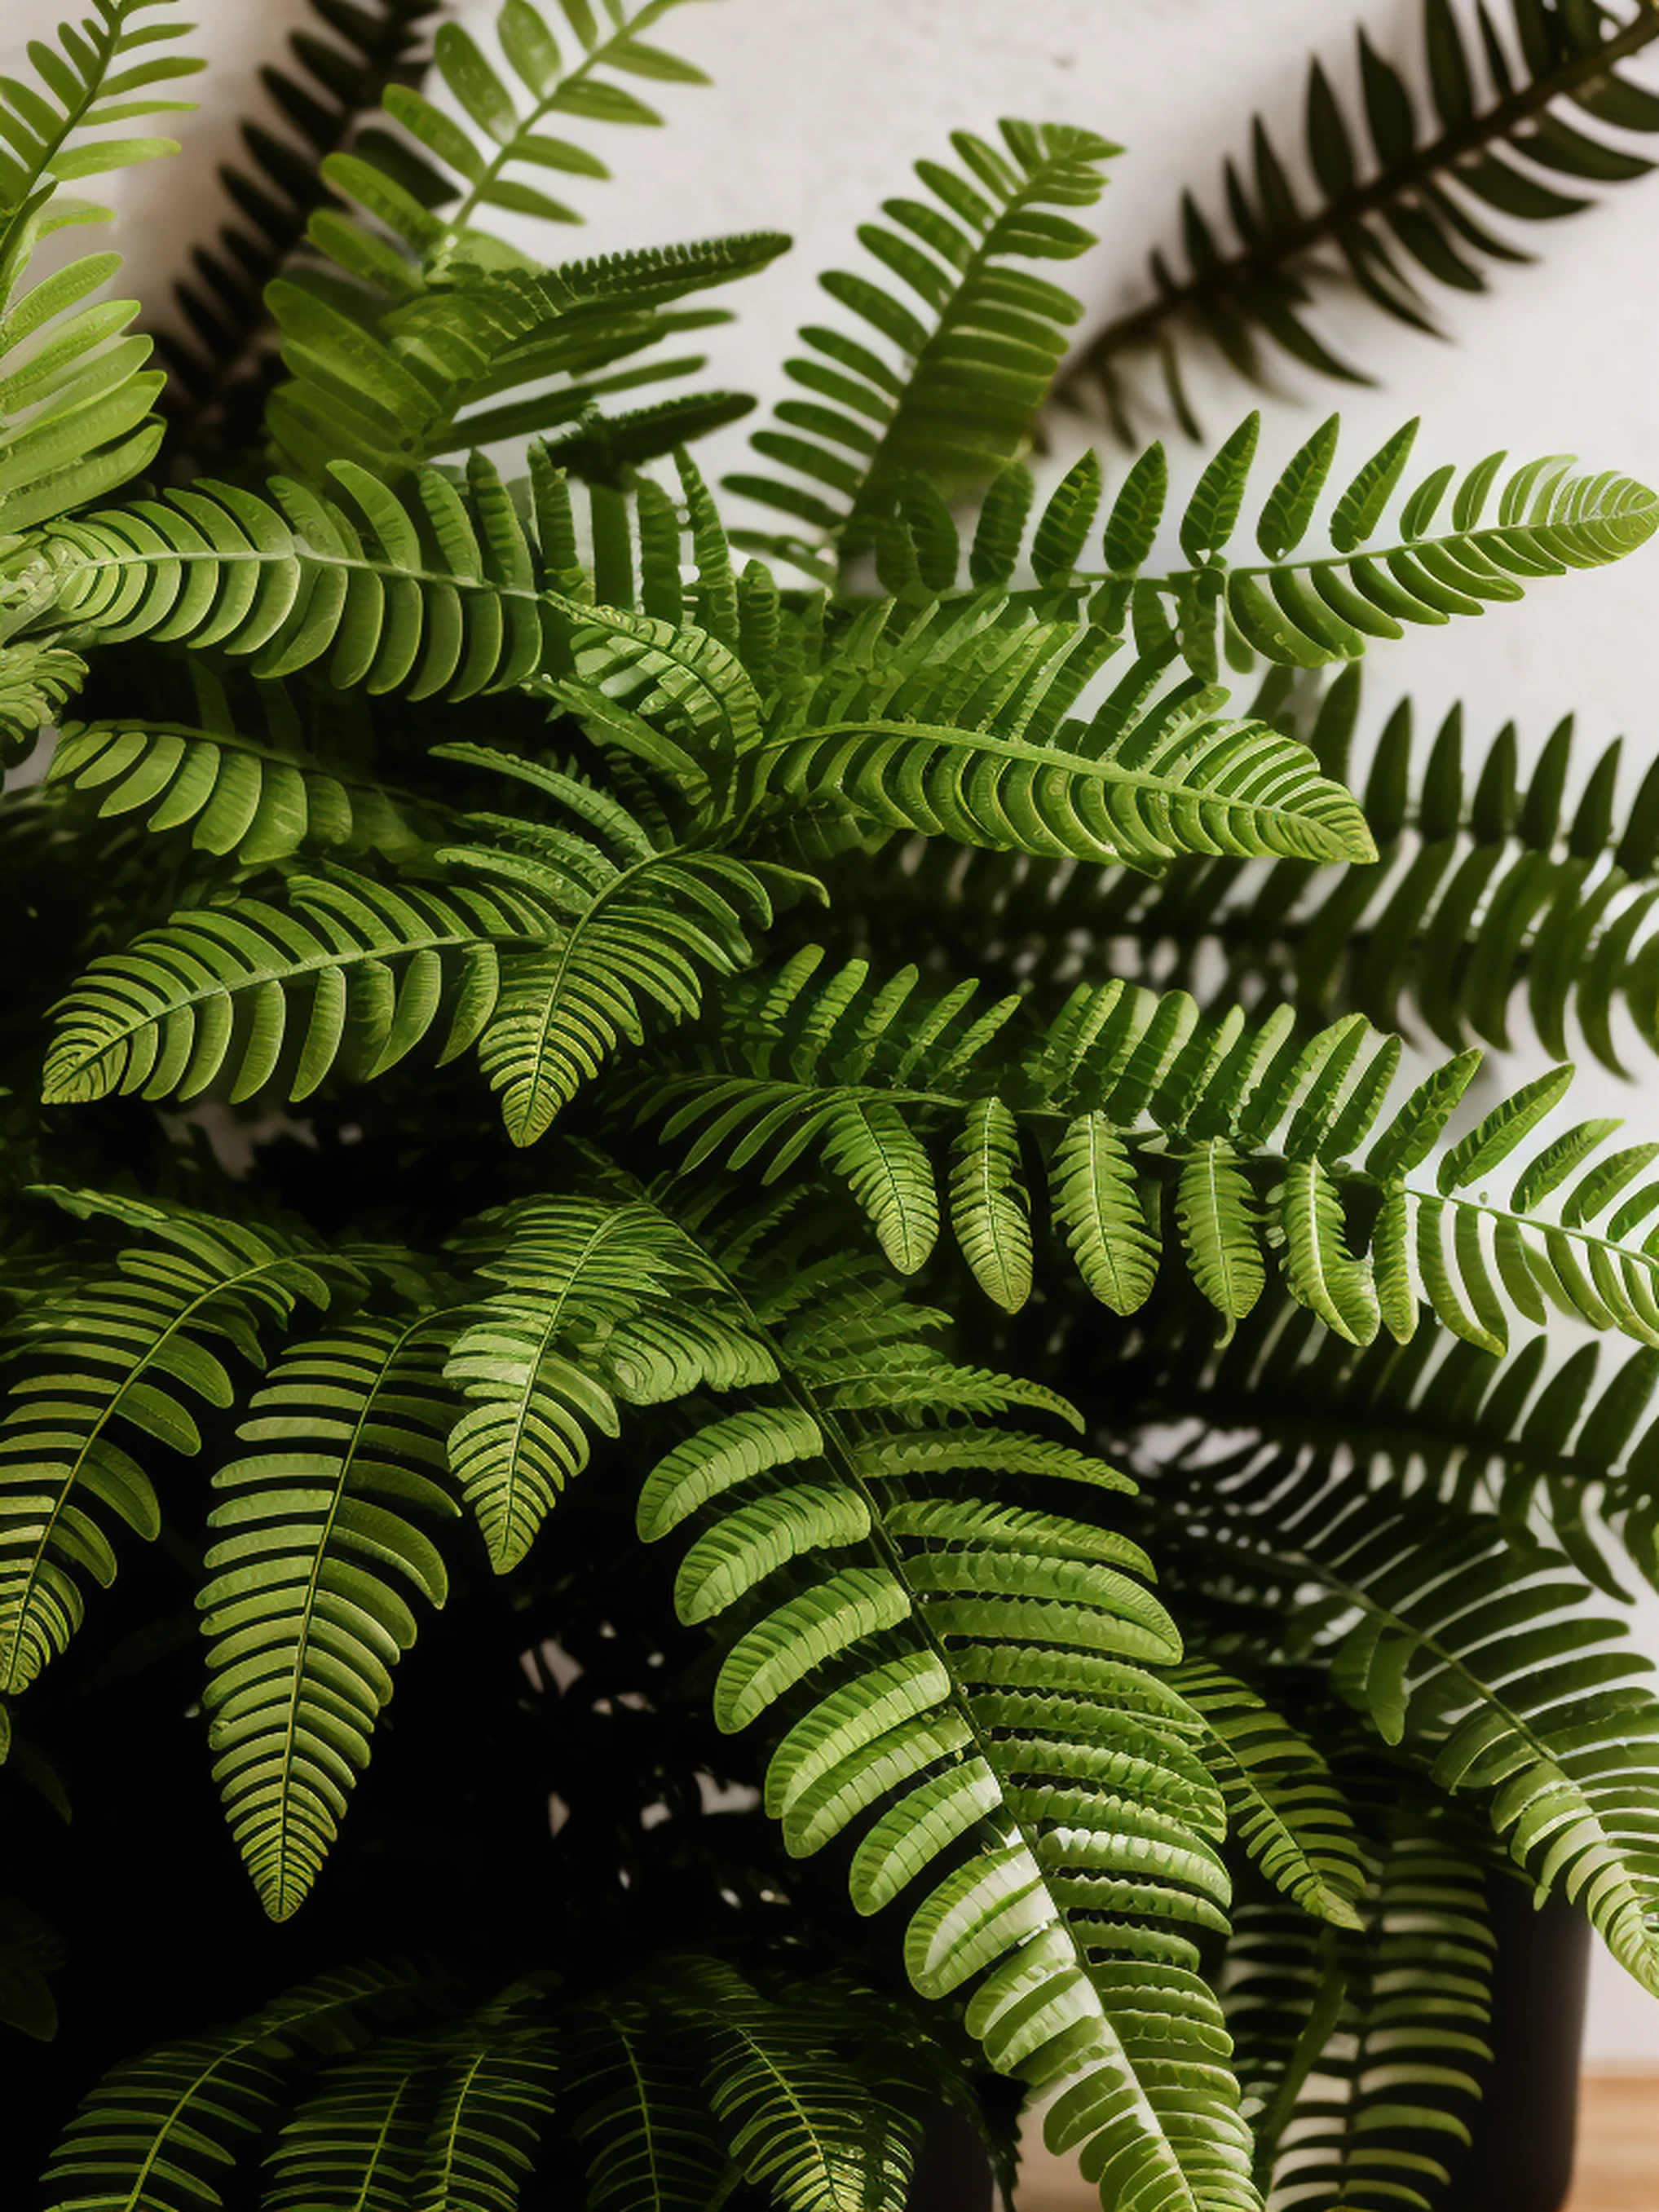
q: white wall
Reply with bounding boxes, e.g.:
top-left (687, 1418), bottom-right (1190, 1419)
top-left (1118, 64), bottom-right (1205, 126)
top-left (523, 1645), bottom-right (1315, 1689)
top-left (8, 0), bottom-right (1659, 2060)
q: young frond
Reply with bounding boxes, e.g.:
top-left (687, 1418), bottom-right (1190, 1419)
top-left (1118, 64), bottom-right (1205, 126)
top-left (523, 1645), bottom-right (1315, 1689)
top-left (200, 1316), bottom-right (461, 1920)
top-left (726, 117), bottom-right (1117, 565)
top-left (0, 1203), bottom-right (341, 1696)
top-left (1058, 0), bottom-right (1659, 440)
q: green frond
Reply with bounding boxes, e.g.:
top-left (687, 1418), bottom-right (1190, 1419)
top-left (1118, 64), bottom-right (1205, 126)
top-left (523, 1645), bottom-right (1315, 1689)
top-left (971, 683), bottom-right (1659, 1076)
top-left (567, 1993), bottom-right (733, 2210)
top-left (1060, 0), bottom-right (1659, 437)
top-left (48, 711), bottom-right (429, 864)
top-left (0, 634), bottom-right (86, 765)
top-left (743, 616), bottom-right (1377, 869)
top-left (667, 1957), bottom-right (920, 2211)
top-left (42, 868), bottom-right (545, 1109)
top-left (1170, 1662), bottom-right (1366, 1927)
top-left (24, 451), bottom-right (554, 694)
top-left (635, 1238), bottom-right (1260, 2212)
top-left (0, 2), bottom-right (203, 532)
top-left (0, 1203), bottom-right (341, 1695)
top-left (413, 1991), bottom-right (558, 2212)
top-left (437, 739), bottom-right (798, 1142)
top-left (41, 1963), bottom-right (430, 2212)
top-left (726, 118), bottom-right (1117, 564)
top-left (445, 1194), bottom-right (771, 1571)
top-left (1220, 1822), bottom-right (1494, 2210)
top-left (199, 1315), bottom-right (461, 1919)
top-left (265, 233), bottom-right (779, 482)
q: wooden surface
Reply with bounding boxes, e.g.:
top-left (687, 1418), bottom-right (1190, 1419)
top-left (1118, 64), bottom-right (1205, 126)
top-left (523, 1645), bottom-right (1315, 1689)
top-left (1015, 2072), bottom-right (1659, 2210)
top-left (1563, 2073), bottom-right (1659, 2212)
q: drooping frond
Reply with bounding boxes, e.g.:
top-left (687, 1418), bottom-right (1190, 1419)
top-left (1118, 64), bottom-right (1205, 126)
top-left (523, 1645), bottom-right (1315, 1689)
top-left (567, 1993), bottom-right (733, 2211)
top-left (199, 1314), bottom-right (461, 1920)
top-left (1059, 0), bottom-right (1659, 439)
top-left (41, 1963), bottom-right (429, 2212)
top-left (1224, 1823), bottom-right (1494, 2211)
top-left (1164, 1428), bottom-right (1659, 1995)
top-left (0, 1200), bottom-right (342, 1695)
top-left (1170, 1662), bottom-right (1366, 1929)
top-left (726, 118), bottom-right (1116, 567)
top-left (445, 1194), bottom-right (772, 1571)
top-left (42, 868), bottom-right (545, 1110)
top-left (637, 1238), bottom-right (1260, 2212)
top-left (0, 1), bottom-right (203, 532)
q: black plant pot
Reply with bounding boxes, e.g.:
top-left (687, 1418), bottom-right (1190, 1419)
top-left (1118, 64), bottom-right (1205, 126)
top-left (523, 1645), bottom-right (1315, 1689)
top-left (1441, 1874), bottom-right (1592, 2212)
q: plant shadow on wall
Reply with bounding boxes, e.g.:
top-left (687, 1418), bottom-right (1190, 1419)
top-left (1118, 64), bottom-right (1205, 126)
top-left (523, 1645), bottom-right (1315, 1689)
top-left (4, 2), bottom-right (1659, 2209)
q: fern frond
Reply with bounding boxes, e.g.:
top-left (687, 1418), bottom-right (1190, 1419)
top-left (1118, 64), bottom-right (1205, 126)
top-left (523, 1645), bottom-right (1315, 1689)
top-left (567, 1993), bottom-right (733, 2210)
top-left (199, 1314), bottom-right (461, 1920)
top-left (0, 2), bottom-right (204, 531)
top-left (436, 739), bottom-right (801, 1141)
top-left (1170, 1662), bottom-right (1366, 1928)
top-left (42, 868), bottom-right (545, 1110)
top-left (0, 1203), bottom-right (341, 1694)
top-left (157, 0), bottom-right (440, 456)
top-left (635, 1235), bottom-right (1260, 2212)
top-left (413, 1989), bottom-right (558, 2212)
top-left (726, 117), bottom-right (1114, 566)
top-left (445, 1194), bottom-right (771, 1571)
top-left (42, 1963), bottom-right (429, 2212)
top-left (1061, 0), bottom-right (1659, 437)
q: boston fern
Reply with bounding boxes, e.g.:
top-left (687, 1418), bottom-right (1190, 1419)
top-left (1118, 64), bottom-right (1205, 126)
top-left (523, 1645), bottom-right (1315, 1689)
top-left (4, 4), bottom-right (1659, 2210)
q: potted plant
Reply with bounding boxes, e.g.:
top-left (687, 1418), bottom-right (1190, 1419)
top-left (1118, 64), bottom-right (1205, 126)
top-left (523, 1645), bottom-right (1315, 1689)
top-left (3, 3), bottom-right (1659, 2209)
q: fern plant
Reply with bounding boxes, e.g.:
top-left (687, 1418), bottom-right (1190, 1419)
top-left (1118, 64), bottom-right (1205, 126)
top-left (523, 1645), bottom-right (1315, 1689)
top-left (4, 5), bottom-right (1659, 2211)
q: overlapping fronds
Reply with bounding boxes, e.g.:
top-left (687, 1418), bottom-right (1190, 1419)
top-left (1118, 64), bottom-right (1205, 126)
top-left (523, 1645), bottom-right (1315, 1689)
top-left (1170, 1662), bottom-right (1366, 1929)
top-left (199, 1315), bottom-right (461, 1920)
top-left (646, 952), bottom-right (1659, 1360)
top-left (26, 451), bottom-right (558, 694)
top-left (912, 679), bottom-right (1659, 1075)
top-left (42, 866), bottom-right (549, 1110)
top-left (638, 1246), bottom-right (1260, 2212)
top-left (445, 1194), bottom-right (772, 1571)
top-left (1224, 1825), bottom-right (1494, 2211)
top-left (0, 1200), bottom-right (341, 1695)
top-left (1060, 0), bottom-right (1659, 439)
top-left (42, 1954), bottom-right (948, 2212)
top-left (1163, 1424), bottom-right (1659, 1994)
top-left (437, 740), bottom-right (804, 1142)
top-left (726, 117), bottom-right (1114, 567)
top-left (267, 234), bottom-right (778, 482)
top-left (157, 0), bottom-right (440, 453)
top-left (0, 0), bottom-right (203, 532)
top-left (41, 1963), bottom-right (435, 2212)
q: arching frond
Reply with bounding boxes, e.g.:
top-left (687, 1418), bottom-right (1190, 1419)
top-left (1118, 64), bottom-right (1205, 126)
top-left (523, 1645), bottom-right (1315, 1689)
top-left (41, 1963), bottom-right (430, 2212)
top-left (1060, 0), bottom-right (1659, 439)
top-left (200, 1315), bottom-right (461, 1919)
top-left (567, 1993), bottom-right (733, 2211)
top-left (638, 1238), bottom-right (1260, 2212)
top-left (0, 1203), bottom-right (342, 1695)
top-left (726, 118), bottom-right (1116, 567)
top-left (42, 868), bottom-right (545, 1110)
top-left (445, 1194), bottom-right (771, 1571)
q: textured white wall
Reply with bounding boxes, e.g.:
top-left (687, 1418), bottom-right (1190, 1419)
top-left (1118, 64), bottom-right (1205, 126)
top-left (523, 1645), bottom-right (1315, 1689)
top-left (8, 0), bottom-right (1659, 2062)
